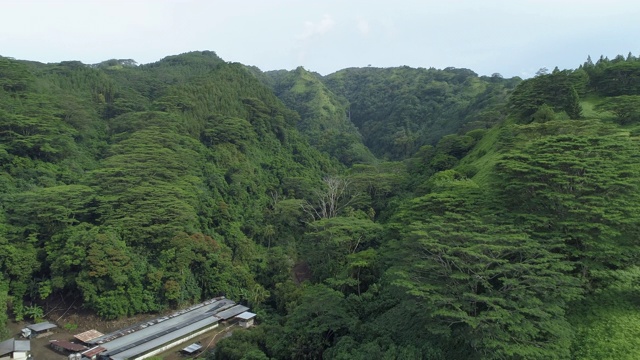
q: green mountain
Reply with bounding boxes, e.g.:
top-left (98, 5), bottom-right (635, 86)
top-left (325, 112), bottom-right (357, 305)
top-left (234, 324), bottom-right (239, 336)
top-left (2, 51), bottom-right (640, 360)
top-left (0, 51), bottom-right (337, 321)
top-left (322, 66), bottom-right (520, 160)
top-left (212, 56), bottom-right (640, 360)
top-left (264, 67), bottom-right (375, 165)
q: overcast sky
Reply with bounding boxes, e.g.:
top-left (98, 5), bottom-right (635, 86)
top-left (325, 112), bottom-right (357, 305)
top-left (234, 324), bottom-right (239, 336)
top-left (2, 0), bottom-right (639, 78)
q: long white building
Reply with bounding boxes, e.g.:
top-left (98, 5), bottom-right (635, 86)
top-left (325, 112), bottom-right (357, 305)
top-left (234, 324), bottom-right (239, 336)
top-left (79, 297), bottom-right (250, 360)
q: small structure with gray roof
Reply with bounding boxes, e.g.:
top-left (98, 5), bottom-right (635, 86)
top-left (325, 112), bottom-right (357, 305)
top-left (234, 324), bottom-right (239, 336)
top-left (0, 338), bottom-right (30, 359)
top-left (181, 343), bottom-right (202, 355)
top-left (236, 311), bottom-right (257, 328)
top-left (21, 321), bottom-right (57, 339)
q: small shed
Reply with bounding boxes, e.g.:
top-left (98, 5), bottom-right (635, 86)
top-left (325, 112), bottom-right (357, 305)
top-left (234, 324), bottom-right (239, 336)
top-left (0, 338), bottom-right (30, 360)
top-left (22, 321), bottom-right (57, 338)
top-left (50, 340), bottom-right (88, 354)
top-left (236, 312), bottom-right (257, 328)
top-left (181, 343), bottom-right (202, 355)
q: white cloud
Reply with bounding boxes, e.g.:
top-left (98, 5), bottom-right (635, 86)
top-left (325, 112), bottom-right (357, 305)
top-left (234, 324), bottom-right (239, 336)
top-left (357, 17), bottom-right (370, 36)
top-left (294, 14), bottom-right (336, 66)
top-left (297, 14), bottom-right (335, 40)
top-left (379, 18), bottom-right (398, 39)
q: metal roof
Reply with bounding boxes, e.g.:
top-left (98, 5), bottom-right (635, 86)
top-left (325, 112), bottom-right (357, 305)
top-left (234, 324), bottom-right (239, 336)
top-left (84, 297), bottom-right (249, 360)
top-left (182, 343), bottom-right (202, 354)
top-left (90, 297), bottom-right (233, 346)
top-left (28, 322), bottom-right (57, 332)
top-left (106, 317), bottom-right (218, 360)
top-left (50, 340), bottom-right (88, 352)
top-left (0, 338), bottom-right (31, 355)
top-left (236, 311), bottom-right (256, 320)
top-left (0, 339), bottom-right (13, 356)
top-left (13, 340), bottom-right (30, 352)
top-left (74, 329), bottom-right (104, 343)
top-left (214, 305), bottom-right (249, 320)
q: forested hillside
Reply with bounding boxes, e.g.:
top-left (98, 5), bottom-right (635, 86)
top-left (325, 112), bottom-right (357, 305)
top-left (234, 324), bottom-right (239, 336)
top-left (1, 51), bottom-right (640, 359)
top-left (0, 51), bottom-right (338, 324)
top-left (263, 67), bottom-right (375, 165)
top-left (322, 66), bottom-right (520, 160)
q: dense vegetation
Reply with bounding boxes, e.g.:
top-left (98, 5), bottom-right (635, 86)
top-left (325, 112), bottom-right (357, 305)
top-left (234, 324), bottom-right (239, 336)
top-left (263, 67), bottom-right (375, 166)
top-left (321, 66), bottom-right (519, 160)
top-left (1, 51), bottom-right (640, 359)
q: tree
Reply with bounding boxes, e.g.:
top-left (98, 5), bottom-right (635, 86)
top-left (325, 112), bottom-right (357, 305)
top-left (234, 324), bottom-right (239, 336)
top-left (303, 176), bottom-right (361, 221)
top-left (282, 284), bottom-right (357, 359)
top-left (23, 305), bottom-right (44, 322)
top-left (596, 95), bottom-right (640, 124)
top-left (495, 123), bottom-right (640, 281)
top-left (303, 216), bottom-right (382, 284)
top-left (0, 275), bottom-right (8, 338)
top-left (394, 188), bottom-right (581, 359)
top-left (509, 70), bottom-right (582, 120)
top-left (535, 67), bottom-right (549, 76)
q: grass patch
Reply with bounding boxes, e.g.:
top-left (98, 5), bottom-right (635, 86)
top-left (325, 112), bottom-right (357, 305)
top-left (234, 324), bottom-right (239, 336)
top-left (460, 120), bottom-right (505, 187)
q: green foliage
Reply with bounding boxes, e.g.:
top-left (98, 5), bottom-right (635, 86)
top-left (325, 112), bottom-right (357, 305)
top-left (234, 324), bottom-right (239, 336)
top-left (585, 57), bottom-right (640, 96)
top-left (302, 216), bottom-right (382, 287)
top-left (71, 226), bottom-right (157, 319)
top-left (323, 66), bottom-right (518, 159)
top-left (281, 284), bottom-right (357, 358)
top-left (509, 70), bottom-right (582, 120)
top-left (570, 267), bottom-right (640, 359)
top-left (392, 185), bottom-right (580, 359)
top-left (0, 275), bottom-right (8, 338)
top-left (265, 67), bottom-right (375, 165)
top-left (23, 304), bottom-right (44, 322)
top-left (0, 52), bottom-right (338, 322)
top-left (7, 184), bottom-right (96, 241)
top-left (212, 326), bottom-right (280, 360)
top-left (530, 104), bottom-right (556, 123)
top-left (0, 56), bottom-right (34, 92)
top-left (596, 95), bottom-right (640, 124)
top-left (3, 51), bottom-right (640, 360)
top-left (495, 121), bottom-right (640, 278)
top-left (63, 322), bottom-right (78, 331)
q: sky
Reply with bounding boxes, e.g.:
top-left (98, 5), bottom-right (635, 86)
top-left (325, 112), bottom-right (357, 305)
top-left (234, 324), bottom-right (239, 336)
top-left (2, 0), bottom-right (640, 78)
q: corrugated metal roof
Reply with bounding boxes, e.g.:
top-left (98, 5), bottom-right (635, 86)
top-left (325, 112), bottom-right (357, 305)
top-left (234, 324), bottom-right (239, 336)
top-left (87, 297), bottom-right (248, 360)
top-left (50, 340), bottom-right (88, 352)
top-left (106, 317), bottom-right (218, 360)
top-left (214, 305), bottom-right (249, 320)
top-left (90, 297), bottom-right (231, 346)
top-left (74, 329), bottom-right (104, 343)
top-left (28, 322), bottom-right (57, 332)
top-left (236, 311), bottom-right (256, 320)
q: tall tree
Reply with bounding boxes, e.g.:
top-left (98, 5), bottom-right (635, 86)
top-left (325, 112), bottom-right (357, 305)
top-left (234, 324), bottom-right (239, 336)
top-left (393, 186), bottom-right (581, 359)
